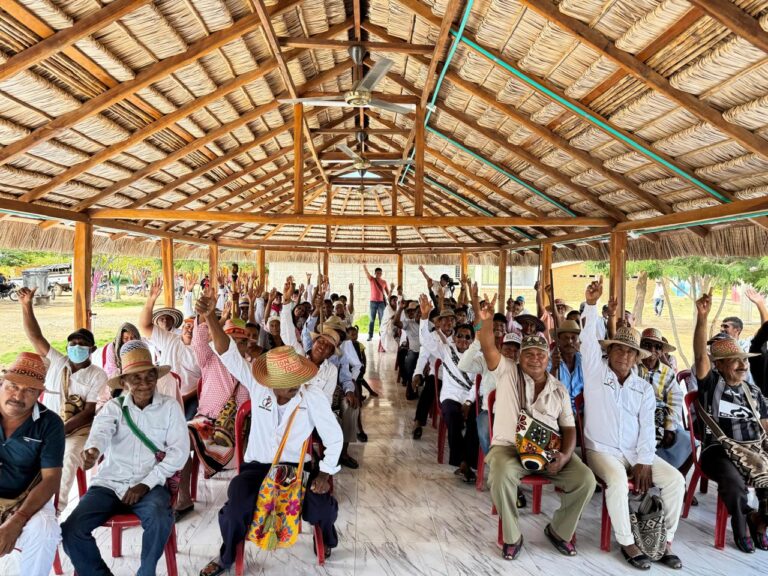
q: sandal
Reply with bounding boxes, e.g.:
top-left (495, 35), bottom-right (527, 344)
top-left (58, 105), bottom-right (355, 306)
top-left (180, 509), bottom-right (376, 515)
top-left (735, 536), bottom-right (755, 554)
top-left (659, 553), bottom-right (683, 569)
top-left (501, 536), bottom-right (523, 560)
top-left (199, 560), bottom-right (226, 576)
top-left (544, 524), bottom-right (576, 556)
top-left (174, 504), bottom-right (194, 523)
top-left (747, 513), bottom-right (768, 551)
top-left (621, 547), bottom-right (651, 570)
top-left (461, 470), bottom-right (477, 483)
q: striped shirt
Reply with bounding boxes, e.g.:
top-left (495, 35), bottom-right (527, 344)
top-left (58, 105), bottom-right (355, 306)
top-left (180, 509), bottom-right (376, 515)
top-left (637, 361), bottom-right (681, 430)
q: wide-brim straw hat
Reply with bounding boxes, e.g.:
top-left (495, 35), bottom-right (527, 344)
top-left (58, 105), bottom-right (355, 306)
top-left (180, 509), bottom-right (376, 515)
top-left (310, 326), bottom-right (341, 353)
top-left (515, 314), bottom-right (546, 333)
top-left (437, 308), bottom-right (456, 319)
top-left (322, 316), bottom-right (348, 335)
top-left (152, 307), bottom-right (183, 329)
top-left (107, 340), bottom-right (170, 389)
top-left (599, 327), bottom-right (651, 360)
top-left (710, 338), bottom-right (759, 360)
top-left (555, 319), bottom-right (581, 336)
top-left (252, 345), bottom-right (319, 389)
top-left (2, 352), bottom-right (47, 390)
top-left (640, 328), bottom-right (676, 353)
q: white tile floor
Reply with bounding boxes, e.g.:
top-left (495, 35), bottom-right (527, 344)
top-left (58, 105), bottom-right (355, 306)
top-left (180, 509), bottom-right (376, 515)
top-left (3, 342), bottom-right (768, 575)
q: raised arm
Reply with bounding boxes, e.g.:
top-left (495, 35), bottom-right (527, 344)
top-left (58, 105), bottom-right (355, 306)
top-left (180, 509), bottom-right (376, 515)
top-left (393, 300), bottom-right (406, 329)
top-left (417, 294), bottom-right (441, 359)
top-left (138, 278), bottom-right (163, 337)
top-left (362, 264), bottom-right (373, 281)
top-left (195, 287), bottom-right (231, 355)
top-left (477, 292), bottom-right (500, 371)
top-left (693, 288), bottom-right (713, 379)
top-left (746, 287), bottom-right (768, 325)
top-left (348, 283), bottom-right (355, 315)
top-left (580, 277), bottom-right (604, 383)
top-left (535, 280), bottom-right (545, 318)
top-left (17, 288), bottom-right (50, 356)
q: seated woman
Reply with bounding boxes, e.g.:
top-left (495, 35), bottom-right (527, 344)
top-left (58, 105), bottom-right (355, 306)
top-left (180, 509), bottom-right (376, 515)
top-left (103, 323), bottom-right (141, 379)
top-left (195, 292), bottom-right (342, 576)
top-left (694, 292), bottom-right (768, 553)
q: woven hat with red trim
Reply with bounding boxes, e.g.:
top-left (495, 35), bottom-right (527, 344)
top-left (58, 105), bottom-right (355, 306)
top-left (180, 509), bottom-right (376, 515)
top-left (640, 327), bottom-right (676, 353)
top-left (107, 340), bottom-right (170, 390)
top-left (710, 338), bottom-right (759, 361)
top-left (2, 352), bottom-right (47, 390)
top-left (223, 319), bottom-right (248, 340)
top-left (251, 345), bottom-right (318, 389)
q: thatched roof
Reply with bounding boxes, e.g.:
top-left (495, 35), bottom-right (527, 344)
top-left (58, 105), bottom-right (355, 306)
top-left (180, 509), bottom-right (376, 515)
top-left (1, 0), bottom-right (768, 257)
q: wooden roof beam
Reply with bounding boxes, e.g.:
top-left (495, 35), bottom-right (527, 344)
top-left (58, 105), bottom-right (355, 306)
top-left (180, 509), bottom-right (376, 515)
top-left (278, 39), bottom-right (435, 54)
top-left (0, 0), bottom-right (302, 167)
top-left (520, 0), bottom-right (768, 162)
top-left (686, 0), bottom-right (768, 55)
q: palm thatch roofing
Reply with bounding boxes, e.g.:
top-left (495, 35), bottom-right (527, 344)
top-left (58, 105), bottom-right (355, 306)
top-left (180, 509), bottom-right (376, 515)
top-left (1, 0), bottom-right (768, 260)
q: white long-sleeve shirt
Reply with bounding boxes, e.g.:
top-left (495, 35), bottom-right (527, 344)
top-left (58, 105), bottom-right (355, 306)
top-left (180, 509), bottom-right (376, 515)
top-left (419, 320), bottom-right (476, 405)
top-left (85, 392), bottom-right (189, 498)
top-left (217, 338), bottom-right (342, 474)
top-left (581, 303), bottom-right (656, 466)
top-left (458, 340), bottom-right (494, 411)
top-left (280, 303), bottom-right (304, 356)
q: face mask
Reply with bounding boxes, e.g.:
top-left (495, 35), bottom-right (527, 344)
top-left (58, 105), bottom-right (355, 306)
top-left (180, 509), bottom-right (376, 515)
top-left (67, 345), bottom-right (90, 364)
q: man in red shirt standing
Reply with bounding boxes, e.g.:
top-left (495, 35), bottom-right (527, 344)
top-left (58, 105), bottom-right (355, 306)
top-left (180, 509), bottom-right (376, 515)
top-left (363, 264), bottom-right (390, 342)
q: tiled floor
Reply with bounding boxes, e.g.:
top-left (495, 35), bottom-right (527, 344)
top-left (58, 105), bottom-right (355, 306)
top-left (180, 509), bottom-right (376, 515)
top-left (3, 342), bottom-right (768, 574)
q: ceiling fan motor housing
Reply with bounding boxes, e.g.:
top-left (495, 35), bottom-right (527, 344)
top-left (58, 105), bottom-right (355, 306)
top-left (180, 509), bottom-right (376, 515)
top-left (345, 90), bottom-right (371, 107)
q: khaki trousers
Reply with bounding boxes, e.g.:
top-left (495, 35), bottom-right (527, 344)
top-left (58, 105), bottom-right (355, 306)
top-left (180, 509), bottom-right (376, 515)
top-left (487, 445), bottom-right (597, 544)
top-left (58, 428), bottom-right (89, 513)
top-left (586, 450), bottom-right (685, 546)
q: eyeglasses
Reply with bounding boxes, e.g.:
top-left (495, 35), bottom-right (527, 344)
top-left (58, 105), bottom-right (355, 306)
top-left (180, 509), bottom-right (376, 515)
top-left (641, 342), bottom-right (663, 351)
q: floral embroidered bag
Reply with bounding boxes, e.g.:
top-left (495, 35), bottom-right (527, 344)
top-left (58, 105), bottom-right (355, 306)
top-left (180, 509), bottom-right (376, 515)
top-left (246, 399), bottom-right (310, 550)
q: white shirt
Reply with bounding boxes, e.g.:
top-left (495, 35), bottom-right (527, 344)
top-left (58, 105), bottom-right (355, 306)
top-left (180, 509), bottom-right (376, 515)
top-left (458, 340), bottom-right (495, 411)
top-left (280, 303), bottom-right (305, 356)
top-left (653, 283), bottom-right (664, 300)
top-left (43, 348), bottom-right (107, 414)
top-left (217, 338), bottom-right (342, 474)
top-left (85, 392), bottom-right (189, 498)
top-left (419, 320), bottom-right (477, 405)
top-left (581, 304), bottom-right (656, 466)
top-left (150, 328), bottom-right (200, 396)
top-left (304, 360), bottom-right (339, 405)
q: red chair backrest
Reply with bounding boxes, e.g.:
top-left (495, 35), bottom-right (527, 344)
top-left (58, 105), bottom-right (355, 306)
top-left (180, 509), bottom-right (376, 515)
top-left (574, 393), bottom-right (586, 461)
top-left (474, 374), bottom-right (482, 416)
top-left (434, 358), bottom-right (442, 411)
top-left (170, 372), bottom-right (181, 389)
top-left (487, 390), bottom-right (496, 444)
top-left (684, 391), bottom-right (701, 467)
top-left (234, 400), bottom-right (251, 473)
top-left (102, 343), bottom-right (109, 366)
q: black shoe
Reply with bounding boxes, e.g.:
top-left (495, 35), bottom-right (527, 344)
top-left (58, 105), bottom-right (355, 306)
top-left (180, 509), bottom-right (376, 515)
top-left (406, 388), bottom-right (418, 400)
top-left (659, 553), bottom-right (683, 569)
top-left (502, 536), bottom-right (523, 560)
top-left (339, 455), bottom-right (359, 469)
top-left (412, 426), bottom-right (422, 440)
top-left (747, 514), bottom-right (768, 551)
top-left (357, 431), bottom-right (368, 443)
top-left (369, 390), bottom-right (379, 397)
top-left (736, 536), bottom-right (755, 553)
top-left (174, 504), bottom-right (194, 523)
top-left (621, 547), bottom-right (651, 570)
top-left (199, 560), bottom-right (226, 576)
top-left (516, 492), bottom-right (526, 509)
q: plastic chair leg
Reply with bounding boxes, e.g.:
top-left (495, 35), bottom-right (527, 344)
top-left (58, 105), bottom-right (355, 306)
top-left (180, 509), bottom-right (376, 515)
top-left (111, 526), bottom-right (122, 557)
top-left (476, 452), bottom-right (485, 491)
top-left (76, 468), bottom-right (88, 497)
top-left (491, 503), bottom-right (497, 515)
top-left (190, 454), bottom-right (200, 502)
top-left (532, 484), bottom-right (543, 515)
top-left (235, 541), bottom-right (245, 576)
top-left (436, 422), bottom-right (447, 464)
top-left (53, 548), bottom-right (64, 575)
top-left (313, 524), bottom-right (325, 566)
top-left (682, 469), bottom-right (701, 519)
top-left (715, 496), bottom-right (728, 550)
top-left (600, 492), bottom-right (612, 552)
top-left (430, 404), bottom-right (438, 429)
top-left (164, 528), bottom-right (179, 576)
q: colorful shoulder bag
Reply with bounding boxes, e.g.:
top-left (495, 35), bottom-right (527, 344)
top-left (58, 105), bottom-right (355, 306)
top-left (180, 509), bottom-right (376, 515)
top-left (247, 399), bottom-right (310, 551)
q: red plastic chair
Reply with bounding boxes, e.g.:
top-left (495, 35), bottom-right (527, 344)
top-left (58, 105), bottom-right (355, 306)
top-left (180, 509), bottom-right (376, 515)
top-left (434, 359), bottom-right (448, 463)
top-left (681, 391), bottom-right (729, 549)
top-left (52, 467), bottom-right (89, 575)
top-left (574, 394), bottom-right (635, 552)
top-left (190, 377), bottom-right (203, 502)
top-left (232, 400), bottom-right (326, 574)
top-left (474, 375), bottom-right (485, 491)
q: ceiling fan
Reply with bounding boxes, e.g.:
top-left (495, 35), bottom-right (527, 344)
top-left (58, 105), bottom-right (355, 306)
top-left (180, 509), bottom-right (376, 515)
top-left (278, 56), bottom-right (415, 115)
top-left (325, 142), bottom-right (408, 173)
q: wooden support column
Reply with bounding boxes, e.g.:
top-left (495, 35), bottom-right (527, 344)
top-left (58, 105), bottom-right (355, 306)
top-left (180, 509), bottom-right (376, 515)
top-left (460, 251), bottom-right (468, 280)
top-left (73, 222), bottom-right (92, 331)
top-left (414, 106), bottom-right (424, 217)
top-left (539, 243), bottom-right (553, 311)
top-left (325, 183), bottom-right (332, 244)
top-left (294, 103), bottom-right (304, 214)
top-left (397, 253), bottom-right (404, 289)
top-left (256, 248), bottom-right (266, 280)
top-left (161, 238), bottom-right (175, 308)
top-left (497, 249), bottom-right (508, 313)
top-left (208, 243), bottom-right (219, 276)
top-left (609, 231), bottom-right (627, 317)
top-left (323, 251), bottom-right (329, 276)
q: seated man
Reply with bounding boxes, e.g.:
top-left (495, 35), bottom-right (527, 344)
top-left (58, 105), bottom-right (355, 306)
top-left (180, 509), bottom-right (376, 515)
top-left (581, 278), bottom-right (685, 570)
top-left (637, 328), bottom-right (692, 476)
top-left (476, 299), bottom-right (595, 560)
top-left (548, 320), bottom-right (584, 412)
top-left (418, 295), bottom-right (479, 482)
top-left (195, 294), bottom-right (342, 576)
top-left (62, 341), bottom-right (189, 576)
top-left (694, 290), bottom-right (768, 553)
top-left (0, 352), bottom-right (64, 575)
top-left (19, 287), bottom-right (107, 514)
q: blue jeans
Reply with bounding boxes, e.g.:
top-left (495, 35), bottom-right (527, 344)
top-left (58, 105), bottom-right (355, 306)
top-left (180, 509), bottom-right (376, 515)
top-left (477, 409), bottom-right (490, 455)
top-left (62, 485), bottom-right (173, 576)
top-left (368, 300), bottom-right (386, 338)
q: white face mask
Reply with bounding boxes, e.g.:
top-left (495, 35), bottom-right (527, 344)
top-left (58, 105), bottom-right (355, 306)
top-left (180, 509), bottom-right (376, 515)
top-left (67, 345), bottom-right (90, 364)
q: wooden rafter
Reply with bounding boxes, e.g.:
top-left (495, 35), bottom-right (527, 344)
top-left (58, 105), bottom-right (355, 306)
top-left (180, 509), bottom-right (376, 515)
top-left (682, 0), bottom-right (768, 57)
top-left (278, 39), bottom-right (435, 53)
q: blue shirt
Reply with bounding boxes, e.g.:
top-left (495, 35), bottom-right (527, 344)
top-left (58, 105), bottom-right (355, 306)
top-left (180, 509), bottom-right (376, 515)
top-left (548, 352), bottom-right (584, 410)
top-left (0, 402), bottom-right (65, 498)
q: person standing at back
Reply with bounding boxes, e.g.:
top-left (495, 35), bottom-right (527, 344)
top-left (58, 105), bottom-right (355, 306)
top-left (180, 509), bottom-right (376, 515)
top-left (363, 264), bottom-right (390, 342)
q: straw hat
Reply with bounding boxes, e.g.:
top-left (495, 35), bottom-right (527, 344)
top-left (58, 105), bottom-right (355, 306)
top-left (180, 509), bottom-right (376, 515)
top-left (251, 346), bottom-right (318, 389)
top-left (322, 316), bottom-right (347, 334)
top-left (107, 340), bottom-right (171, 390)
top-left (436, 308), bottom-right (456, 319)
top-left (224, 319), bottom-right (248, 340)
top-left (311, 326), bottom-right (341, 352)
top-left (555, 319), bottom-right (581, 336)
top-left (640, 328), bottom-right (676, 353)
top-left (152, 307), bottom-right (183, 329)
top-left (515, 314), bottom-right (546, 333)
top-left (2, 352), bottom-right (47, 390)
top-left (599, 327), bottom-right (651, 360)
top-left (406, 301), bottom-right (419, 310)
top-left (710, 338), bottom-right (759, 360)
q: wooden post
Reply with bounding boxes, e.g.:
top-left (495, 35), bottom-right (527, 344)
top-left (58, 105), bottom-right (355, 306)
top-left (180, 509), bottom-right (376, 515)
top-left (294, 103), bottom-right (304, 214)
top-left (460, 251), bottom-right (468, 280)
top-left (325, 183), bottom-right (332, 244)
top-left (161, 238), bottom-right (175, 308)
top-left (497, 249), bottom-right (507, 313)
top-left (609, 231), bottom-right (627, 318)
top-left (540, 243), bottom-right (553, 311)
top-left (414, 106), bottom-right (424, 217)
top-left (391, 182), bottom-right (398, 244)
top-left (73, 222), bottom-right (92, 330)
top-left (208, 243), bottom-right (219, 277)
top-left (256, 248), bottom-right (266, 280)
top-left (323, 251), bottom-right (329, 276)
top-left (397, 253), bottom-right (404, 289)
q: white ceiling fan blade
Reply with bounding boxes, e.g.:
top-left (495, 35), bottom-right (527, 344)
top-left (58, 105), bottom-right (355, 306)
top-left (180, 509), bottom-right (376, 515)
top-left (370, 159), bottom-right (408, 166)
top-left (337, 143), bottom-right (362, 161)
top-left (368, 99), bottom-right (416, 115)
top-left (355, 58), bottom-right (393, 92)
top-left (278, 96), bottom-right (344, 105)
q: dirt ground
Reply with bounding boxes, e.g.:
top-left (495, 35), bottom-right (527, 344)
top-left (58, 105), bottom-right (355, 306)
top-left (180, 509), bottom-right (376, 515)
top-left (0, 284), bottom-right (763, 371)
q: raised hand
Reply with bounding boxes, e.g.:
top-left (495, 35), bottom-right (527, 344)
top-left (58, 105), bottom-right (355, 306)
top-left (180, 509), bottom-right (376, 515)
top-left (418, 293), bottom-right (433, 319)
top-left (184, 273), bottom-right (198, 293)
top-left (745, 286), bottom-right (765, 306)
top-left (348, 282), bottom-right (354, 291)
top-left (477, 293), bottom-right (498, 321)
top-left (216, 270), bottom-right (226, 287)
top-left (148, 277), bottom-right (163, 301)
top-left (283, 276), bottom-right (294, 303)
top-left (607, 295), bottom-right (618, 318)
top-left (17, 286), bottom-right (36, 306)
top-left (585, 276), bottom-right (603, 305)
top-left (195, 287), bottom-right (216, 318)
top-left (306, 272), bottom-right (312, 283)
top-left (696, 287), bottom-right (713, 317)
top-left (221, 300), bottom-right (232, 320)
